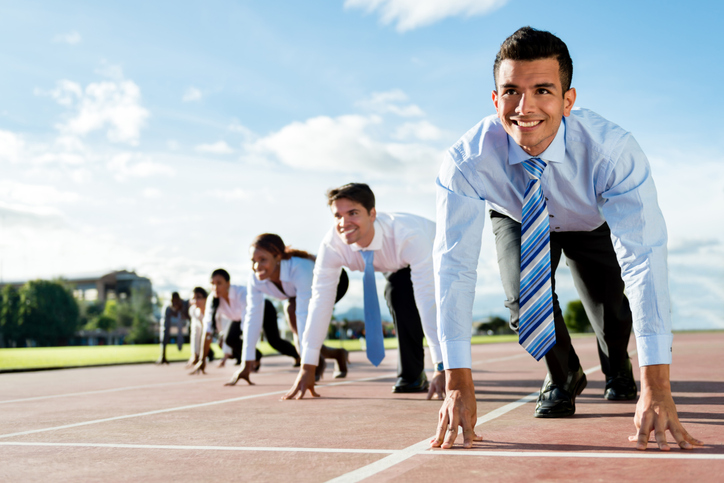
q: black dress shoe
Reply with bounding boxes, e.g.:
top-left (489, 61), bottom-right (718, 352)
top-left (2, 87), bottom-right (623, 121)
top-left (604, 359), bottom-right (637, 401)
top-left (392, 371), bottom-right (429, 393)
top-left (535, 366), bottom-right (587, 418)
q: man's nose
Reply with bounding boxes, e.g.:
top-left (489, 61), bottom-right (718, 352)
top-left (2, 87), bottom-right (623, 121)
top-left (516, 93), bottom-right (535, 114)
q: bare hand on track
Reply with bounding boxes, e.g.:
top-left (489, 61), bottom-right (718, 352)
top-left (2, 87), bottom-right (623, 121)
top-left (426, 370), bottom-right (446, 400)
top-left (430, 369), bottom-right (482, 449)
top-left (629, 364), bottom-right (703, 450)
top-left (282, 364), bottom-right (319, 400)
top-left (225, 362), bottom-right (254, 386)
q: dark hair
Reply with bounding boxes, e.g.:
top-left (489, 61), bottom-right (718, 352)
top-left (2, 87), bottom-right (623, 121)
top-left (171, 291), bottom-right (180, 299)
top-left (211, 268), bottom-right (230, 282)
top-left (494, 26), bottom-right (573, 94)
top-left (251, 233), bottom-right (315, 261)
top-left (326, 183), bottom-right (375, 214)
top-left (193, 286), bottom-right (208, 298)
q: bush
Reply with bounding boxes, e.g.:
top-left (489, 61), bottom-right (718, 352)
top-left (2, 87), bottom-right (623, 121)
top-left (563, 300), bottom-right (592, 333)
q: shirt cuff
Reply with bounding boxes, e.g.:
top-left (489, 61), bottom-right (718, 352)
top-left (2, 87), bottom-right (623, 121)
top-left (427, 343), bottom-right (443, 366)
top-left (302, 346), bottom-right (321, 366)
top-left (635, 333), bottom-right (673, 366)
top-left (441, 340), bottom-right (472, 369)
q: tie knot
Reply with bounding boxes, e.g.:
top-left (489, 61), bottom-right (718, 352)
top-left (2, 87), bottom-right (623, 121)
top-left (522, 157), bottom-right (547, 180)
top-left (361, 250), bottom-right (374, 267)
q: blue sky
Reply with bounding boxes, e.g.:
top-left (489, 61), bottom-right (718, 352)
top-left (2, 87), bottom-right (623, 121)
top-left (1, 0), bottom-right (722, 329)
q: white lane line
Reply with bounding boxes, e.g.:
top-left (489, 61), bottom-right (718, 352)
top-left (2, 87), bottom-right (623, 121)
top-left (326, 361), bottom-right (606, 482)
top-left (0, 442), bottom-right (720, 460)
top-left (421, 450), bottom-right (724, 460)
top-left (0, 441), bottom-right (395, 454)
top-left (0, 364), bottom-right (303, 405)
top-left (0, 374), bottom-right (394, 440)
top-left (472, 353), bottom-right (528, 366)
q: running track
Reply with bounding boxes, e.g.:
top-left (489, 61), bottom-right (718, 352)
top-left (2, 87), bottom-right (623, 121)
top-left (1, 332), bottom-right (722, 482)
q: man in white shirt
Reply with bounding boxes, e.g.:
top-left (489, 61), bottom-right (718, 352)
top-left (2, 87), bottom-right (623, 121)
top-left (432, 27), bottom-right (702, 451)
top-left (283, 183), bottom-right (445, 400)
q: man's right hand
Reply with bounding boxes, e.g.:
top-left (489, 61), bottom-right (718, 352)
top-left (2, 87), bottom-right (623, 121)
top-left (430, 368), bottom-right (482, 449)
top-left (282, 364), bottom-right (319, 400)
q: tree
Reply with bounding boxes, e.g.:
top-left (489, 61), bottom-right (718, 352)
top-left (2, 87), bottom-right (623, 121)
top-left (0, 285), bottom-right (22, 346)
top-left (563, 300), bottom-right (592, 333)
top-left (18, 280), bottom-right (80, 346)
top-left (125, 287), bottom-right (156, 344)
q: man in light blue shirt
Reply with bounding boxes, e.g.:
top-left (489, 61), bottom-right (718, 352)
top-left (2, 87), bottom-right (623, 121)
top-left (431, 27), bottom-right (702, 451)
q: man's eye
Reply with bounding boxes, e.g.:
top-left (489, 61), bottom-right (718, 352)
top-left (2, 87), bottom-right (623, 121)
top-left (504, 89), bottom-right (517, 95)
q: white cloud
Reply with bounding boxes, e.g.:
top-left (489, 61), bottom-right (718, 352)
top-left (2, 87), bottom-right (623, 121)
top-left (228, 120), bottom-right (258, 144)
top-left (0, 130), bottom-right (26, 163)
top-left (356, 89), bottom-right (424, 117)
top-left (249, 114), bottom-right (401, 173)
top-left (48, 78), bottom-right (150, 146)
top-left (53, 31), bottom-right (81, 45)
top-left (95, 61), bottom-right (124, 80)
top-left (142, 188), bottom-right (162, 199)
top-left (107, 153), bottom-right (175, 181)
top-left (183, 87), bottom-right (203, 102)
top-left (0, 180), bottom-right (81, 206)
top-left (344, 0), bottom-right (509, 32)
top-left (195, 141), bottom-right (235, 155)
top-left (393, 120), bottom-right (444, 141)
top-left (207, 188), bottom-right (250, 201)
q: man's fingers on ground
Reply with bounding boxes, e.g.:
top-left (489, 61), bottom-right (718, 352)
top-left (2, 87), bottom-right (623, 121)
top-left (654, 429), bottom-right (670, 451)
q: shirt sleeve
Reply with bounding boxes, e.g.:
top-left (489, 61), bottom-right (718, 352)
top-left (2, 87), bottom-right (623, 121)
top-left (434, 155), bottom-right (488, 369)
top-left (301, 236), bottom-right (344, 365)
top-left (242, 274), bottom-right (266, 362)
top-left (202, 295), bottom-right (215, 333)
top-left (399, 225), bottom-right (443, 365)
top-left (600, 135), bottom-right (673, 366)
top-left (291, 259), bottom-right (315, 346)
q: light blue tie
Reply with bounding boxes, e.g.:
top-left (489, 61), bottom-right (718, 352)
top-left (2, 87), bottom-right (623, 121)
top-left (360, 250), bottom-right (385, 366)
top-left (519, 157), bottom-right (556, 361)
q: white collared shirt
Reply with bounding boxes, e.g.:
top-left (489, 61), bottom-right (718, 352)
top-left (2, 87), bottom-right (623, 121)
top-left (435, 108), bottom-right (672, 369)
top-left (202, 284), bottom-right (247, 333)
top-left (241, 256), bottom-right (315, 361)
top-left (301, 211), bottom-right (442, 366)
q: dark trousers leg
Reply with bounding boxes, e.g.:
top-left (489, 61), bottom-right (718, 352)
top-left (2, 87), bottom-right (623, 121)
top-left (490, 212), bottom-right (577, 386)
top-left (384, 267), bottom-right (425, 381)
top-left (225, 321), bottom-right (262, 365)
top-left (262, 299), bottom-right (299, 360)
top-left (224, 321), bottom-right (243, 365)
top-left (555, 224), bottom-right (632, 377)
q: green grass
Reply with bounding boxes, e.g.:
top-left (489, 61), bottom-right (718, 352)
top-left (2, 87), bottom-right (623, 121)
top-left (0, 334), bottom-right (532, 371)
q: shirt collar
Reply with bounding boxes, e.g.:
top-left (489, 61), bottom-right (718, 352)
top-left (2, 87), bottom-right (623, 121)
top-left (350, 219), bottom-right (383, 252)
top-left (507, 117), bottom-right (566, 165)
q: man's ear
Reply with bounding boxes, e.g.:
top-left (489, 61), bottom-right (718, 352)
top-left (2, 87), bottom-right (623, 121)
top-left (563, 87), bottom-right (577, 117)
top-left (369, 207), bottom-right (377, 222)
top-left (492, 90), bottom-right (500, 117)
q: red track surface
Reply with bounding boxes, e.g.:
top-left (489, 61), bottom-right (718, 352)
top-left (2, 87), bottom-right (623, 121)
top-left (1, 332), bottom-right (722, 482)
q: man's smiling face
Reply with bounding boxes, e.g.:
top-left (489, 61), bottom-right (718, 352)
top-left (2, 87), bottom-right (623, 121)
top-left (331, 198), bottom-right (376, 248)
top-left (492, 57), bottom-right (576, 157)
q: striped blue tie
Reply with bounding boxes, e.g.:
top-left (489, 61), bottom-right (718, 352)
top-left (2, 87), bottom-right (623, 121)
top-left (519, 157), bottom-right (556, 361)
top-left (361, 250), bottom-right (385, 366)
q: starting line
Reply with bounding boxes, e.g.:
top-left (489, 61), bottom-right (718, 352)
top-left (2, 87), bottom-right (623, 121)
top-left (0, 441), bottom-right (718, 460)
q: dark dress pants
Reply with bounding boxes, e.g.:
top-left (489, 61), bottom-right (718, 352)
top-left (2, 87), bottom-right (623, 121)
top-left (384, 267), bottom-right (425, 382)
top-left (261, 299), bottom-right (299, 360)
top-left (490, 211), bottom-right (633, 386)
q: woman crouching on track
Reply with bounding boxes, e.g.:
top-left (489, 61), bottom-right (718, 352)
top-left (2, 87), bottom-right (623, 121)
top-left (226, 233), bottom-right (349, 386)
